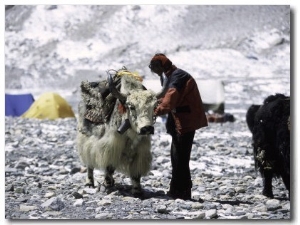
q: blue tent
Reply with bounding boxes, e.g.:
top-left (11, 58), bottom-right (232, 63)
top-left (5, 93), bottom-right (35, 117)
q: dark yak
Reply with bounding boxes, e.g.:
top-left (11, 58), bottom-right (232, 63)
top-left (246, 93), bottom-right (290, 198)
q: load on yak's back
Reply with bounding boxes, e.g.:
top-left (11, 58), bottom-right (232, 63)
top-left (79, 68), bottom-right (143, 126)
top-left (76, 67), bottom-right (168, 196)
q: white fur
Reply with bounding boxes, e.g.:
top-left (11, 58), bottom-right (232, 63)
top-left (76, 74), bottom-right (157, 180)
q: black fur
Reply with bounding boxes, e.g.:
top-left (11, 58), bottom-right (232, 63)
top-left (246, 94), bottom-right (290, 198)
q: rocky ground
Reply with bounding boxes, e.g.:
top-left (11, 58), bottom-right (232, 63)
top-left (4, 4), bottom-right (291, 222)
top-left (5, 115), bottom-right (290, 220)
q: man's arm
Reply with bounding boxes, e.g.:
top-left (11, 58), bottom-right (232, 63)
top-left (155, 88), bottom-right (180, 116)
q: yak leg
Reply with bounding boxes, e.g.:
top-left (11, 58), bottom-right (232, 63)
top-left (131, 175), bottom-right (142, 195)
top-left (280, 171), bottom-right (290, 199)
top-left (104, 165), bottom-right (115, 187)
top-left (262, 169), bottom-right (274, 198)
top-left (85, 167), bottom-right (95, 188)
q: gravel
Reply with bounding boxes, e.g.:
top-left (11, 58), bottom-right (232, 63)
top-left (5, 115), bottom-right (290, 220)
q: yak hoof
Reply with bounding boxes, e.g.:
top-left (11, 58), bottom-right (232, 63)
top-left (132, 187), bottom-right (143, 196)
top-left (262, 190), bottom-right (274, 199)
top-left (85, 182), bottom-right (95, 188)
top-left (103, 178), bottom-right (115, 188)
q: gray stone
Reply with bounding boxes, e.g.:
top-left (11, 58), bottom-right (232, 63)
top-left (205, 209), bottom-right (218, 219)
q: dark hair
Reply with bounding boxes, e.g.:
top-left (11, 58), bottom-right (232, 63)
top-left (149, 53), bottom-right (172, 71)
top-left (148, 60), bottom-right (162, 70)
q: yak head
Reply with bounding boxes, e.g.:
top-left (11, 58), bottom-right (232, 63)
top-left (108, 71), bottom-right (168, 135)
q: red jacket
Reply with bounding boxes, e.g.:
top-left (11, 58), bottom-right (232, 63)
top-left (155, 67), bottom-right (208, 134)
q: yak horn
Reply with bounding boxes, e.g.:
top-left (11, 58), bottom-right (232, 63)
top-left (107, 71), bottom-right (127, 103)
top-left (117, 119), bottom-right (131, 134)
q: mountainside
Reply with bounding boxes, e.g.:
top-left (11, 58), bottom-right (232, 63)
top-left (5, 5), bottom-right (290, 113)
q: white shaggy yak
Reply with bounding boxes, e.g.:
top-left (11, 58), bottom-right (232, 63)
top-left (76, 70), bottom-right (168, 195)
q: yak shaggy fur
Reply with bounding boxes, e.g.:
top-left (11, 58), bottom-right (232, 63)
top-left (76, 74), bottom-right (158, 189)
top-left (246, 93), bottom-right (290, 198)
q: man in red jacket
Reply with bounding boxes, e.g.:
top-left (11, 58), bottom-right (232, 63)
top-left (149, 53), bottom-right (208, 200)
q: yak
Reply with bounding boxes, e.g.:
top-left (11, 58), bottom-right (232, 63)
top-left (246, 93), bottom-right (290, 198)
top-left (76, 68), bottom-right (168, 195)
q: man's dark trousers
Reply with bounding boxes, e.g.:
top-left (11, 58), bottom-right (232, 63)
top-left (169, 130), bottom-right (195, 199)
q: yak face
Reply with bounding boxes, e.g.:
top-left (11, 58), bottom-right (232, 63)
top-left (108, 71), bottom-right (169, 135)
top-left (125, 90), bottom-right (158, 135)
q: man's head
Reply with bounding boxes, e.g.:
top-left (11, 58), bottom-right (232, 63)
top-left (149, 53), bottom-right (172, 76)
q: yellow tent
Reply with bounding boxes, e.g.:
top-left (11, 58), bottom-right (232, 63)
top-left (22, 92), bottom-right (75, 119)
